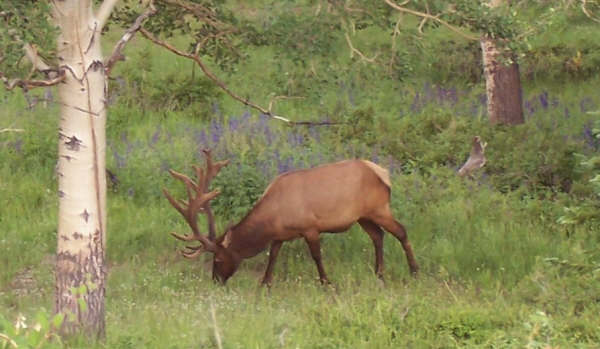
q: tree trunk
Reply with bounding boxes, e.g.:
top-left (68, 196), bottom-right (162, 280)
top-left (480, 0), bottom-right (524, 125)
top-left (53, 0), bottom-right (108, 338)
top-left (480, 37), bottom-right (524, 125)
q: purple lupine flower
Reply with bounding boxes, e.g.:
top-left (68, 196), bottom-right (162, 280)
top-left (579, 97), bottom-right (595, 113)
top-left (195, 130), bottom-right (208, 148)
top-left (13, 139), bottom-right (23, 154)
top-left (478, 93), bottom-right (487, 107)
top-left (149, 128), bottom-right (161, 147)
top-left (370, 149), bottom-right (380, 164)
top-left (583, 123), bottom-right (600, 150)
top-left (212, 102), bottom-right (222, 117)
top-left (423, 82), bottom-right (433, 102)
top-left (241, 110), bottom-right (251, 124)
top-left (539, 91), bottom-right (549, 109)
top-left (210, 118), bottom-right (222, 144)
top-left (524, 100), bottom-right (535, 115)
top-left (410, 92), bottom-right (421, 113)
top-left (120, 132), bottom-right (129, 144)
top-left (229, 117), bottom-right (240, 133)
top-left (448, 87), bottom-right (458, 105)
top-left (264, 125), bottom-right (273, 146)
top-left (113, 150), bottom-right (127, 169)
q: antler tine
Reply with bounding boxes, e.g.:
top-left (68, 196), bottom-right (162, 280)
top-left (164, 150), bottom-right (230, 255)
top-left (199, 149), bottom-right (229, 240)
top-left (202, 149), bottom-right (230, 187)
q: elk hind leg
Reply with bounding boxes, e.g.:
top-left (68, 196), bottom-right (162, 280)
top-left (261, 240), bottom-right (283, 286)
top-left (372, 212), bottom-right (419, 276)
top-left (358, 219), bottom-right (385, 279)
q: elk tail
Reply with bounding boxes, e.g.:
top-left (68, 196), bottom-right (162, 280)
top-left (362, 160), bottom-right (391, 188)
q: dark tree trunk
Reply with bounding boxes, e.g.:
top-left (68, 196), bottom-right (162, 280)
top-left (480, 37), bottom-right (525, 125)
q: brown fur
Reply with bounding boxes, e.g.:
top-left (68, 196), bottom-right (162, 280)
top-left (210, 159), bottom-right (419, 285)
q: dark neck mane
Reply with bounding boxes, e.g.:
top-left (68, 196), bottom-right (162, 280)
top-left (226, 201), bottom-right (272, 259)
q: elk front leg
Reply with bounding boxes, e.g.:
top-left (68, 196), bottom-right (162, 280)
top-left (303, 232), bottom-right (330, 284)
top-left (261, 240), bottom-right (283, 286)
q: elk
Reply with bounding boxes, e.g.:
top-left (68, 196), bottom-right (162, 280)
top-left (164, 149), bottom-right (419, 285)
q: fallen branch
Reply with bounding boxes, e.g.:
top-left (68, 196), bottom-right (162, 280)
top-left (140, 28), bottom-right (340, 126)
top-left (458, 136), bottom-right (487, 177)
top-left (0, 128), bottom-right (25, 134)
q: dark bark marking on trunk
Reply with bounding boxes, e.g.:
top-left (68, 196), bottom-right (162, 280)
top-left (55, 246), bottom-right (106, 338)
top-left (84, 24), bottom-right (97, 54)
top-left (90, 60), bottom-right (103, 72)
top-left (80, 209), bottom-right (90, 223)
top-left (58, 190), bottom-right (66, 198)
top-left (60, 235), bottom-right (70, 241)
top-left (73, 232), bottom-right (84, 240)
top-left (65, 135), bottom-right (83, 151)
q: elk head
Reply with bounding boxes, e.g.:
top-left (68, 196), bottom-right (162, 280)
top-left (162, 149), bottom-right (237, 283)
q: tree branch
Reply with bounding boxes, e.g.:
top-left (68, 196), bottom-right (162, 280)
top-left (140, 28), bottom-right (339, 126)
top-left (344, 32), bottom-right (378, 63)
top-left (384, 0), bottom-right (479, 41)
top-left (97, 0), bottom-right (120, 30)
top-left (0, 70), bottom-right (65, 91)
top-left (105, 3), bottom-right (158, 75)
top-left (23, 44), bottom-right (52, 73)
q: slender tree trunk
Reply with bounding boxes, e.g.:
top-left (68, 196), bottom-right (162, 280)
top-left (480, 0), bottom-right (524, 125)
top-left (53, 0), bottom-right (108, 338)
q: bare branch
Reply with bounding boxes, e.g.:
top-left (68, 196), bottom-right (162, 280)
top-left (97, 0), bottom-right (120, 30)
top-left (23, 44), bottom-right (52, 73)
top-left (581, 0), bottom-right (600, 23)
top-left (164, 0), bottom-right (228, 29)
top-left (384, 0), bottom-right (479, 41)
top-left (105, 3), bottom-right (158, 75)
top-left (140, 28), bottom-right (340, 126)
top-left (0, 70), bottom-right (65, 91)
top-left (344, 33), bottom-right (379, 63)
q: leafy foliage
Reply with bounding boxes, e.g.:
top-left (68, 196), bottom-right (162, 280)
top-left (0, 1), bottom-right (57, 77)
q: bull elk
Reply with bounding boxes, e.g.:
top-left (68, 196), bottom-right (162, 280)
top-left (163, 149), bottom-right (418, 285)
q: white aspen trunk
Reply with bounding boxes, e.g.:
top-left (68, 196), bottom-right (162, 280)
top-left (480, 0), bottom-right (524, 125)
top-left (53, 0), bottom-right (108, 338)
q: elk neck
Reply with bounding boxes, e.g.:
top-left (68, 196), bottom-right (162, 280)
top-left (222, 210), bottom-right (274, 259)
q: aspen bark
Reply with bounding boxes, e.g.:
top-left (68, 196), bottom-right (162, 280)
top-left (480, 0), bottom-right (524, 125)
top-left (53, 0), bottom-right (108, 338)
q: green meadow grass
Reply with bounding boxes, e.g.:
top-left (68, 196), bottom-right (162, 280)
top-left (1, 19), bottom-right (600, 348)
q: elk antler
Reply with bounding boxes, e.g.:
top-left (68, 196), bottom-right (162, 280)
top-left (163, 149), bottom-right (229, 258)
